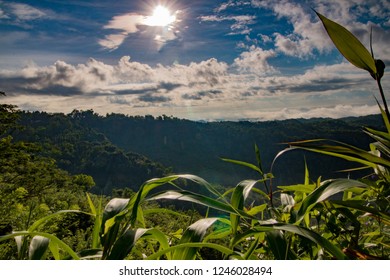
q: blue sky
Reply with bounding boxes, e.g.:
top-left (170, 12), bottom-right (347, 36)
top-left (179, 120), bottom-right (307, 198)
top-left (0, 0), bottom-right (389, 120)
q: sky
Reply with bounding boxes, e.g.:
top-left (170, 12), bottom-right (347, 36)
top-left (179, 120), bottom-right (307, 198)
top-left (0, 0), bottom-right (389, 121)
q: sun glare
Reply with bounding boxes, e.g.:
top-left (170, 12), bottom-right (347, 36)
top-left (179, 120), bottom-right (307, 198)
top-left (144, 5), bottom-right (176, 27)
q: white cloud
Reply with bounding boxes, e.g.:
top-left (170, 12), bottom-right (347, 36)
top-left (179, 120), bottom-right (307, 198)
top-left (233, 46), bottom-right (277, 75)
top-left (98, 33), bottom-right (128, 51)
top-left (1, 52), bottom-right (382, 121)
top-left (0, 7), bottom-right (9, 19)
top-left (252, 0), bottom-right (331, 57)
top-left (8, 3), bottom-right (46, 20)
top-left (215, 1), bottom-right (251, 13)
top-left (199, 12), bottom-right (256, 35)
top-left (103, 13), bottom-right (143, 33)
top-left (251, 0), bottom-right (390, 60)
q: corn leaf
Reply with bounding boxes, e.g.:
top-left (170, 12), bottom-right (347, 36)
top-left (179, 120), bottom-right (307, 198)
top-left (297, 179), bottom-right (368, 222)
top-left (332, 200), bottom-right (390, 224)
top-left (287, 139), bottom-right (390, 169)
top-left (91, 197), bottom-right (102, 249)
top-left (86, 193), bottom-right (96, 215)
top-left (244, 223), bottom-right (347, 259)
top-left (0, 231), bottom-right (80, 260)
top-left (254, 143), bottom-right (264, 175)
top-left (316, 11), bottom-right (376, 75)
top-left (376, 99), bottom-right (390, 133)
top-left (146, 242), bottom-right (237, 260)
top-left (221, 158), bottom-right (262, 174)
top-left (173, 218), bottom-right (218, 260)
top-left (265, 230), bottom-right (295, 260)
top-left (28, 236), bottom-right (50, 260)
top-left (246, 204), bottom-right (267, 216)
top-left (129, 174), bottom-right (225, 228)
top-left (48, 241), bottom-right (60, 260)
top-left (230, 180), bottom-right (258, 234)
top-left (148, 190), bottom-right (253, 219)
top-left (278, 184), bottom-right (316, 193)
top-left (105, 228), bottom-right (144, 260)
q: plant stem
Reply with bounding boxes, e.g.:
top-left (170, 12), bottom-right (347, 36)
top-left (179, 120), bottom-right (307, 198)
top-left (377, 78), bottom-right (390, 120)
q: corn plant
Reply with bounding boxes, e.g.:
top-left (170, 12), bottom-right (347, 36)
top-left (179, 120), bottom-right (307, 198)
top-left (272, 11), bottom-right (390, 259)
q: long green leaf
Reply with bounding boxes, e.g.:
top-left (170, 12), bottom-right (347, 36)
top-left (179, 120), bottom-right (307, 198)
top-left (332, 200), bottom-right (390, 224)
top-left (287, 139), bottom-right (390, 169)
top-left (148, 190), bottom-right (254, 219)
top-left (107, 228), bottom-right (149, 260)
top-left (146, 242), bottom-right (237, 260)
top-left (86, 193), bottom-right (96, 215)
top-left (376, 99), bottom-right (390, 133)
top-left (91, 196), bottom-right (103, 249)
top-left (28, 236), bottom-right (49, 260)
top-left (221, 158), bottom-right (262, 174)
top-left (101, 198), bottom-right (129, 234)
top-left (173, 218), bottom-right (218, 260)
top-left (316, 11), bottom-right (376, 75)
top-left (297, 179), bottom-right (368, 222)
top-left (48, 241), bottom-right (60, 260)
top-left (254, 143), bottom-right (264, 175)
top-left (140, 228), bottom-right (172, 260)
top-left (129, 174), bottom-right (224, 228)
top-left (236, 223), bottom-right (347, 259)
top-left (0, 231), bottom-right (80, 260)
top-left (265, 230), bottom-right (295, 260)
top-left (278, 184), bottom-right (316, 193)
top-left (230, 180), bottom-right (258, 234)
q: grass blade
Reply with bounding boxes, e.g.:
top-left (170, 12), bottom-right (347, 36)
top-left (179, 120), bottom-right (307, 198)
top-left (221, 158), bottom-right (262, 174)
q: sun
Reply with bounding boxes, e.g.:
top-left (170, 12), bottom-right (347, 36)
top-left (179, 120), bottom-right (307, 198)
top-left (144, 5), bottom-right (176, 27)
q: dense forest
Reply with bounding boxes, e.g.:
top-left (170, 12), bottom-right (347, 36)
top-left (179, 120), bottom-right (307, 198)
top-left (10, 109), bottom-right (383, 195)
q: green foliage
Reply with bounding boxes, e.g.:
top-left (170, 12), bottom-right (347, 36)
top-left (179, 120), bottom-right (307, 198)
top-left (1, 10), bottom-right (389, 260)
top-left (315, 11), bottom-right (377, 76)
top-left (11, 111), bottom-right (169, 194)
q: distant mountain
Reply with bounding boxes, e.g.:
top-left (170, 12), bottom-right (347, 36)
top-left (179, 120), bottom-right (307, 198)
top-left (11, 110), bottom-right (384, 194)
top-left (82, 113), bottom-right (382, 187)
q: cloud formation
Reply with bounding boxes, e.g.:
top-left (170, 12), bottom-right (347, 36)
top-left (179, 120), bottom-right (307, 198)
top-left (251, 0), bottom-right (390, 60)
top-left (99, 8), bottom-right (182, 51)
top-left (1, 0), bottom-right (388, 121)
top-left (199, 14), bottom-right (256, 35)
top-left (1, 50), bottom-right (384, 121)
top-left (8, 2), bottom-right (46, 20)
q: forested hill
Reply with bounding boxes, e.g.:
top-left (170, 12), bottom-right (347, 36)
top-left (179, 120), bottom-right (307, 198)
top-left (11, 111), bottom-right (169, 194)
top-left (11, 110), bottom-right (384, 194)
